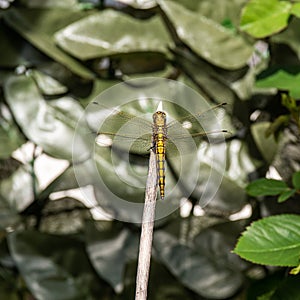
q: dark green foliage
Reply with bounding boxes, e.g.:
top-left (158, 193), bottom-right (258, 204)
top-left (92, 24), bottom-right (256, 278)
top-left (1, 0), bottom-right (300, 299)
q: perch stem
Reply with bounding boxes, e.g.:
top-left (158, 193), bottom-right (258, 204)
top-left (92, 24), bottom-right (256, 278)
top-left (135, 148), bottom-right (157, 300)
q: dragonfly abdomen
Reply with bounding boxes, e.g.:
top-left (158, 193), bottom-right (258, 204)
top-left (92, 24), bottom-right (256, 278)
top-left (155, 132), bottom-right (166, 200)
top-left (153, 111), bottom-right (167, 200)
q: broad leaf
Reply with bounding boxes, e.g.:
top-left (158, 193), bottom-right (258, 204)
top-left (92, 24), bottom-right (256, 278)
top-left (0, 166), bottom-right (35, 212)
top-left (154, 230), bottom-right (244, 299)
top-left (271, 274), bottom-right (300, 300)
top-left (30, 70), bottom-right (68, 96)
top-left (292, 171), bottom-right (300, 189)
top-left (278, 189), bottom-right (296, 203)
top-left (4, 75), bottom-right (90, 161)
top-left (4, 8), bottom-right (94, 79)
top-left (271, 17), bottom-right (300, 60)
top-left (188, 139), bottom-right (256, 213)
top-left (250, 122), bottom-right (278, 163)
top-left (0, 106), bottom-right (25, 159)
top-left (19, 0), bottom-right (79, 8)
top-left (0, 195), bottom-right (20, 230)
top-left (0, 25), bottom-right (29, 67)
top-left (290, 2), bottom-right (300, 18)
top-left (39, 197), bottom-right (92, 234)
top-left (117, 0), bottom-right (157, 9)
top-left (240, 0), bottom-right (292, 38)
top-left (8, 231), bottom-right (98, 300)
top-left (54, 10), bottom-right (173, 60)
top-left (159, 0), bottom-right (253, 69)
top-left (171, 0), bottom-right (248, 26)
top-left (234, 214), bottom-right (300, 266)
top-left (174, 52), bottom-right (238, 105)
top-left (246, 178), bottom-right (288, 197)
top-left (85, 222), bottom-right (138, 293)
top-left (256, 68), bottom-right (300, 99)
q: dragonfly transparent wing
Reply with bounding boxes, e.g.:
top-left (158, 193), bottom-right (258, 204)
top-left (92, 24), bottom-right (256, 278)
top-left (94, 107), bottom-right (153, 155)
top-left (166, 103), bottom-right (228, 156)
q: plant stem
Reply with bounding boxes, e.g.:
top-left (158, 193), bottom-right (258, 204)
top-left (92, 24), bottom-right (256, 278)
top-left (135, 148), bottom-right (157, 300)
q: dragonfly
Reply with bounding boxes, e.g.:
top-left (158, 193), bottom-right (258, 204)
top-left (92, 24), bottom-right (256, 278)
top-left (89, 101), bottom-right (228, 200)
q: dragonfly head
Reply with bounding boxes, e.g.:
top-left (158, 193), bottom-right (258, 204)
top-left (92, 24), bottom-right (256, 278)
top-left (153, 111), bottom-right (167, 126)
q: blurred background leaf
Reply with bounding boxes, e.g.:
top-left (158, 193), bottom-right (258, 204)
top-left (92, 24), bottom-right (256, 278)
top-left (0, 0), bottom-right (300, 299)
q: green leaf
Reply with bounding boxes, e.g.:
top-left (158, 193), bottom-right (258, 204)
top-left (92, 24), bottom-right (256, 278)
top-left (165, 138), bottom-right (251, 214)
top-left (290, 2), bottom-right (300, 18)
top-left (234, 214), bottom-right (300, 266)
top-left (256, 68), bottom-right (300, 99)
top-left (290, 264), bottom-right (300, 275)
top-left (292, 171), bottom-right (300, 189)
top-left (173, 52), bottom-right (238, 105)
top-left (4, 8), bottom-right (94, 79)
top-left (30, 70), bottom-right (68, 96)
top-left (251, 122), bottom-right (278, 163)
top-left (246, 271), bottom-right (282, 300)
top-left (8, 231), bottom-right (98, 300)
top-left (0, 25), bottom-right (28, 67)
top-left (271, 274), bottom-right (300, 299)
top-left (19, 0), bottom-right (79, 8)
top-left (85, 222), bottom-right (138, 293)
top-left (39, 197), bottom-right (92, 234)
top-left (115, 0), bottom-right (157, 9)
top-left (158, 0), bottom-right (253, 69)
top-left (0, 166), bottom-right (35, 212)
top-left (240, 0), bottom-right (292, 38)
top-left (4, 75), bottom-right (91, 161)
top-left (271, 17), bottom-right (300, 60)
top-left (246, 178), bottom-right (288, 197)
top-left (0, 195), bottom-right (20, 230)
top-left (54, 10), bottom-right (173, 60)
top-left (278, 189), bottom-right (296, 203)
top-left (265, 115), bottom-right (290, 137)
top-left (0, 108), bottom-right (25, 159)
top-left (154, 230), bottom-right (243, 299)
top-left (258, 291), bottom-right (275, 300)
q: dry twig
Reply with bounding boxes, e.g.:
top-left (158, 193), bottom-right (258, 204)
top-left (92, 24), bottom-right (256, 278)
top-left (135, 148), bottom-right (157, 300)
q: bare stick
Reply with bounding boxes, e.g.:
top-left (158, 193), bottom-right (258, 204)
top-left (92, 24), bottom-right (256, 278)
top-left (135, 148), bottom-right (157, 300)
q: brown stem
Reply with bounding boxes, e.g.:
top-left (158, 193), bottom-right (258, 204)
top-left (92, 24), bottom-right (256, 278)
top-left (135, 148), bottom-right (157, 300)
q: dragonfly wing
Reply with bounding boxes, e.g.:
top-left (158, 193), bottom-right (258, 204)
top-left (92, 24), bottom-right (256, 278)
top-left (165, 122), bottom-right (202, 157)
top-left (167, 103), bottom-right (226, 134)
top-left (92, 106), bottom-right (153, 133)
top-left (166, 103), bottom-right (228, 157)
top-left (96, 112), bottom-right (153, 155)
top-left (96, 132), bottom-right (152, 155)
top-left (87, 104), bottom-right (153, 155)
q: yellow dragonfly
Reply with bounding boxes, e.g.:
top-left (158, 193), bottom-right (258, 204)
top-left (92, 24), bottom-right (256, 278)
top-left (89, 101), bottom-right (228, 200)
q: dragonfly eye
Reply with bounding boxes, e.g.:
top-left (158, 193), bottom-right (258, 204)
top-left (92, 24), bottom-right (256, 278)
top-left (95, 134), bottom-right (113, 147)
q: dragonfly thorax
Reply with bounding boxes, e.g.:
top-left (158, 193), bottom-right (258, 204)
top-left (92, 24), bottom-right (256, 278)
top-left (152, 111), bottom-right (167, 127)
